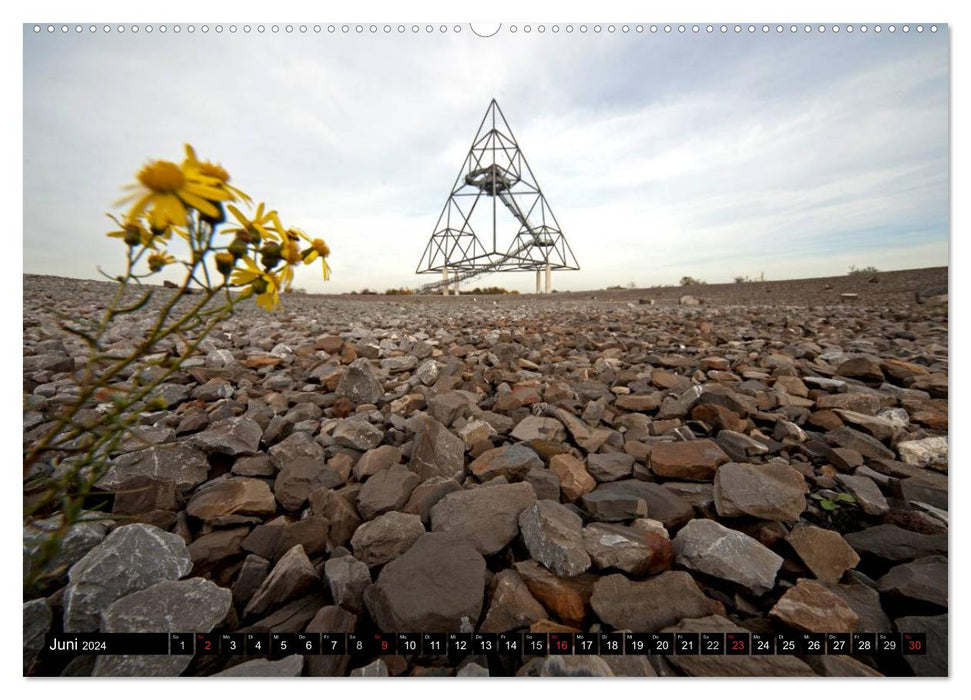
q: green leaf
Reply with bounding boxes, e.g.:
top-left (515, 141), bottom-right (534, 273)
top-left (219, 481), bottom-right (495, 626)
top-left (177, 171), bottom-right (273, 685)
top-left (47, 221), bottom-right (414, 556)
top-left (819, 499), bottom-right (837, 511)
top-left (835, 492), bottom-right (857, 504)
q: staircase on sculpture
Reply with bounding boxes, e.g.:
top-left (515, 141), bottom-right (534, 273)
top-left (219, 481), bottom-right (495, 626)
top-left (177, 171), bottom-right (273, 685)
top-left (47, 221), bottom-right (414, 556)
top-left (416, 100), bottom-right (578, 294)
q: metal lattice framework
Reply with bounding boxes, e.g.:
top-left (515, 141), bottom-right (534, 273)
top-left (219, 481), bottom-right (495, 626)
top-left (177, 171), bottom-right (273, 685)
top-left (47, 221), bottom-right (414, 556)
top-left (416, 99), bottom-right (579, 293)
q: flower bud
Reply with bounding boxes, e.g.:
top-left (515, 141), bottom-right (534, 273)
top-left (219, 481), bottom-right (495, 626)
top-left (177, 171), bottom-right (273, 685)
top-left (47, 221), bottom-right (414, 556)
top-left (215, 252), bottom-right (235, 276)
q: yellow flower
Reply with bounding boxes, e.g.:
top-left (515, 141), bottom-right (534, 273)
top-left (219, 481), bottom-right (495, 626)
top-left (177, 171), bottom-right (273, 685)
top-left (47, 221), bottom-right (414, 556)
top-left (231, 256), bottom-right (281, 311)
top-left (302, 237), bottom-right (332, 280)
top-left (224, 202), bottom-right (284, 243)
top-left (117, 155), bottom-right (233, 231)
top-left (106, 214), bottom-right (154, 248)
top-left (181, 144), bottom-right (251, 205)
top-left (147, 251), bottom-right (176, 272)
top-left (281, 237), bottom-right (302, 265)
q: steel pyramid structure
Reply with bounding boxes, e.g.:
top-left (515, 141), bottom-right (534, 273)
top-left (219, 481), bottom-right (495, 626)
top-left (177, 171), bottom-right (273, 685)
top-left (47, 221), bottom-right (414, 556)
top-left (416, 99), bottom-right (579, 292)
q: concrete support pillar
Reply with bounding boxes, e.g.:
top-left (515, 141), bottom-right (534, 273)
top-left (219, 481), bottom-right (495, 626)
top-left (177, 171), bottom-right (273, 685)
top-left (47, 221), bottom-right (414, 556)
top-left (442, 267), bottom-right (448, 296)
top-left (454, 282), bottom-right (460, 296)
top-left (545, 262), bottom-right (552, 294)
top-left (536, 270), bottom-right (541, 294)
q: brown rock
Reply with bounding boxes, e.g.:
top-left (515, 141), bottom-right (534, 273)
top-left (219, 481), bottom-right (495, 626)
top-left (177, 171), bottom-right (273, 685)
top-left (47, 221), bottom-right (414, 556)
top-left (513, 560), bottom-right (597, 626)
top-left (242, 545), bottom-right (320, 618)
top-left (713, 462), bottom-right (808, 521)
top-left (785, 524), bottom-right (860, 583)
top-left (770, 579), bottom-right (859, 633)
top-left (186, 478), bottom-right (277, 522)
top-left (479, 569), bottom-right (547, 633)
top-left (549, 454), bottom-right (597, 501)
top-left (649, 440), bottom-right (729, 481)
top-left (591, 571), bottom-right (723, 632)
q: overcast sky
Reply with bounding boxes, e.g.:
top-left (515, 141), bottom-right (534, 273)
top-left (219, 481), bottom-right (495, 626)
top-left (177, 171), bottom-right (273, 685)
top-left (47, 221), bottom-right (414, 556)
top-left (23, 25), bottom-right (948, 293)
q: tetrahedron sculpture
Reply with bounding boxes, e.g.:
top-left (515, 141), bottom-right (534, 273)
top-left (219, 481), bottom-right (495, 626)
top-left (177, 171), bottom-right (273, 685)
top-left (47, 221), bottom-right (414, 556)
top-left (416, 99), bottom-right (579, 294)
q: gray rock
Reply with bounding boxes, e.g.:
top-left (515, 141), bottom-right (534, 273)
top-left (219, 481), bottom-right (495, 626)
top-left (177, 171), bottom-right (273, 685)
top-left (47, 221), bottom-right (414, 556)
top-left (715, 430), bottom-right (770, 462)
top-left (351, 511), bottom-right (426, 567)
top-left (232, 554), bottom-right (271, 607)
top-left (673, 518), bottom-right (783, 595)
top-left (430, 482), bottom-right (536, 555)
top-left (350, 659), bottom-right (389, 677)
top-left (587, 453), bottom-right (636, 483)
top-left (353, 445), bottom-right (402, 480)
top-left (404, 476), bottom-right (463, 525)
top-left (274, 458), bottom-right (342, 511)
top-left (591, 571), bottom-right (723, 632)
top-left (470, 443), bottom-right (544, 481)
top-left (243, 545), bottom-right (320, 618)
top-left (336, 358), bottom-right (383, 404)
top-left (94, 578), bottom-right (232, 676)
top-left (457, 662), bottom-right (490, 677)
top-left (820, 583), bottom-right (893, 633)
top-left (63, 524), bottom-right (191, 632)
top-left (324, 555), bottom-right (372, 614)
top-left (96, 442), bottom-right (210, 494)
top-left (538, 656), bottom-right (615, 676)
top-left (427, 390), bottom-right (475, 425)
top-left (23, 599), bottom-right (51, 674)
top-left (524, 468), bottom-right (561, 501)
top-left (333, 418), bottom-right (384, 451)
top-left (895, 615), bottom-right (947, 676)
top-left (306, 606), bottom-right (357, 676)
top-left (215, 655), bottom-right (304, 677)
top-left (356, 465), bottom-right (420, 520)
top-left (876, 555), bottom-right (947, 609)
top-left (192, 417), bottom-right (262, 456)
top-left (381, 356), bottom-right (418, 373)
top-left (582, 480), bottom-right (694, 529)
top-left (713, 462), bottom-right (808, 521)
top-left (268, 431), bottom-right (326, 470)
top-left (511, 416), bottom-right (567, 443)
top-left (835, 474), bottom-right (890, 516)
top-left (519, 500), bottom-right (592, 577)
top-left (416, 359), bottom-right (439, 386)
top-left (409, 417), bottom-right (465, 481)
top-left (363, 533), bottom-right (486, 632)
top-left (844, 524), bottom-right (948, 562)
top-left (23, 511), bottom-right (111, 582)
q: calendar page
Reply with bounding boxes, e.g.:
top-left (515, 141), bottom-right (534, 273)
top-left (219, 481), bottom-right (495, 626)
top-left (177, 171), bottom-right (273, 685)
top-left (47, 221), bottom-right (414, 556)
top-left (22, 13), bottom-right (948, 681)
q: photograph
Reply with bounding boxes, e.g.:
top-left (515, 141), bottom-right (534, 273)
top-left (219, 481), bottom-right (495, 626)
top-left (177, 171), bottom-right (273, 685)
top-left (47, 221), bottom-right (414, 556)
top-left (22, 17), bottom-right (949, 679)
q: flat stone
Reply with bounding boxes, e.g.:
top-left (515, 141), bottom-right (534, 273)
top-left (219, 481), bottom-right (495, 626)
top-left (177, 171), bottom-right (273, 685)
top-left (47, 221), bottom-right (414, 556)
top-left (192, 417), bottom-right (262, 456)
top-left (336, 358), bottom-right (383, 404)
top-left (333, 418), bottom-right (384, 451)
top-left (215, 655), bottom-right (304, 677)
top-left (430, 482), bottom-right (536, 554)
top-left (479, 569), bottom-right (548, 633)
top-left (549, 454), bottom-right (597, 501)
top-left (96, 442), bottom-right (210, 494)
top-left (363, 533), bottom-right (486, 632)
top-left (324, 555), bottom-right (372, 614)
top-left (587, 452), bottom-right (636, 483)
top-left (817, 392), bottom-right (882, 415)
top-left (715, 430), bottom-right (769, 462)
top-left (232, 454), bottom-right (275, 477)
top-left (582, 480), bottom-right (694, 529)
top-left (63, 524), bottom-right (191, 632)
top-left (356, 465), bottom-right (420, 520)
top-left (820, 583), bottom-right (892, 632)
top-left (844, 524), bottom-right (948, 562)
top-left (826, 426), bottom-right (894, 461)
top-left (662, 615), bottom-right (814, 676)
top-left (582, 522), bottom-right (673, 576)
top-left (470, 443), bottom-right (543, 481)
top-left (770, 578), bottom-right (859, 633)
top-left (650, 440), bottom-right (729, 481)
top-left (876, 555), bottom-right (947, 609)
top-left (519, 500), bottom-right (592, 577)
top-left (591, 571), bottom-right (723, 632)
top-left (511, 416), bottom-right (567, 443)
top-left (786, 524), bottom-right (859, 583)
top-left (409, 417), bottom-right (465, 481)
top-left (673, 518), bottom-right (782, 595)
top-left (186, 478), bottom-right (277, 522)
top-left (94, 578), bottom-right (231, 676)
top-left (837, 356), bottom-right (885, 383)
top-left (243, 545), bottom-right (320, 618)
top-left (714, 462), bottom-right (807, 521)
top-left (835, 474), bottom-right (890, 516)
top-left (350, 511), bottom-right (426, 567)
top-left (232, 554), bottom-right (270, 607)
top-left (188, 526), bottom-right (249, 574)
top-left (274, 458), bottom-right (343, 511)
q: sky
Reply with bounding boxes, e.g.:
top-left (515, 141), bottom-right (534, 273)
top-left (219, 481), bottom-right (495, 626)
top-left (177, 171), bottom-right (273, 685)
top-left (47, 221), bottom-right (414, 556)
top-left (22, 23), bottom-right (949, 293)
